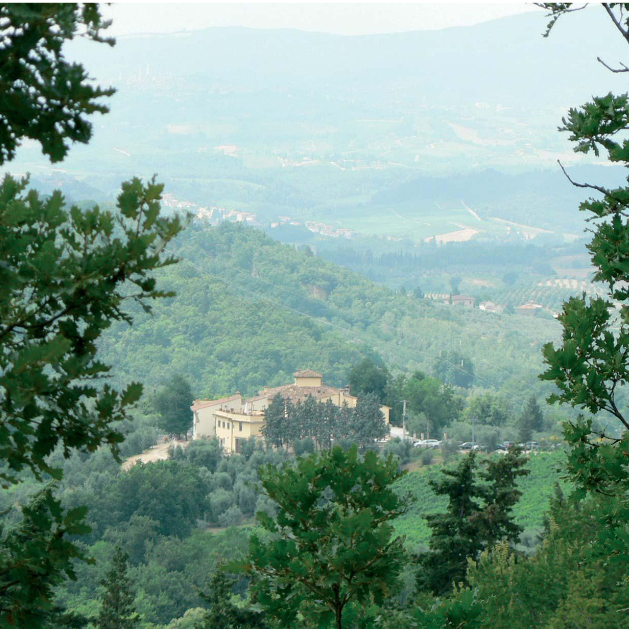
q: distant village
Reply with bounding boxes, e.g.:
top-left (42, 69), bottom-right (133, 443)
top-left (161, 193), bottom-right (258, 226)
top-left (424, 293), bottom-right (553, 317)
top-left (271, 216), bottom-right (357, 239)
top-left (161, 193), bottom-right (357, 239)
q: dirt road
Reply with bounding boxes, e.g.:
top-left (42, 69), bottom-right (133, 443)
top-left (122, 439), bottom-right (189, 471)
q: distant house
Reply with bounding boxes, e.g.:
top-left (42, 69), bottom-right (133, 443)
top-left (479, 301), bottom-right (504, 314)
top-left (448, 294), bottom-right (476, 307)
top-left (516, 302), bottom-right (543, 316)
top-left (192, 369), bottom-right (390, 454)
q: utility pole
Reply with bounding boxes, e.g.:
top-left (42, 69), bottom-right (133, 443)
top-left (402, 399), bottom-right (407, 443)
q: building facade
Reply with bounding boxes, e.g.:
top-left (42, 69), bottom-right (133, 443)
top-left (191, 369), bottom-right (390, 453)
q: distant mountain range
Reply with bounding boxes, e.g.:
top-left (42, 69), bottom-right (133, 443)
top-left (10, 9), bottom-right (625, 240)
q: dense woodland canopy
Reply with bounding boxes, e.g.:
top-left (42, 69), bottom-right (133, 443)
top-left (98, 220), bottom-right (564, 403)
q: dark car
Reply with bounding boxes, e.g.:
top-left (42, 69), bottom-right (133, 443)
top-left (460, 442), bottom-right (483, 451)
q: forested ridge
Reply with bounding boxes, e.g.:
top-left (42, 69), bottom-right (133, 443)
top-left (99, 221), bottom-right (560, 401)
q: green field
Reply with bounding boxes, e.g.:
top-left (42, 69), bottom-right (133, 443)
top-left (336, 202), bottom-right (507, 242)
top-left (393, 451), bottom-right (567, 551)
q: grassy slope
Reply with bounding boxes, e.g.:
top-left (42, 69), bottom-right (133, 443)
top-left (394, 451), bottom-right (566, 552)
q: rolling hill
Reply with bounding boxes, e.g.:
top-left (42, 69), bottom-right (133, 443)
top-left (99, 221), bottom-right (561, 402)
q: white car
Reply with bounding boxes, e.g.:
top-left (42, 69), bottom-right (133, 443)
top-left (414, 439), bottom-right (441, 449)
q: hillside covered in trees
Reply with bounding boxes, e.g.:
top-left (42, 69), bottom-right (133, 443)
top-left (100, 221), bottom-right (561, 403)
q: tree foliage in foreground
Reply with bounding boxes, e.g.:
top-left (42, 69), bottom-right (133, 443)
top-left (0, 4), bottom-right (182, 626)
top-left (0, 3), bottom-right (115, 164)
top-left (0, 487), bottom-right (90, 628)
top-left (0, 175), bottom-right (182, 484)
top-left (237, 445), bottom-right (410, 629)
top-left (537, 4), bottom-right (629, 578)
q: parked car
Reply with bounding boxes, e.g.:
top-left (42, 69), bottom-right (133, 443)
top-left (460, 442), bottom-right (483, 451)
top-left (414, 439), bottom-right (441, 449)
top-left (525, 441), bottom-right (540, 450)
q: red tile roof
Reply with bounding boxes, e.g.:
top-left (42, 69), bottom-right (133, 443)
top-left (190, 394), bottom-right (241, 412)
top-left (246, 384), bottom-right (344, 404)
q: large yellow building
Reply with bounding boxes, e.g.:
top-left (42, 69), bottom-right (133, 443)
top-left (191, 369), bottom-right (390, 453)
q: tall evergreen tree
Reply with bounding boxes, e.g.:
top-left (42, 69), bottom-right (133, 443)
top-left (478, 447), bottom-right (530, 547)
top-left (419, 453), bottom-right (484, 594)
top-left (320, 398), bottom-right (339, 449)
top-left (518, 396), bottom-right (544, 442)
top-left (96, 548), bottom-right (139, 629)
top-left (300, 396), bottom-right (318, 445)
top-left (517, 415), bottom-right (533, 444)
top-left (261, 395), bottom-right (287, 449)
top-left (419, 450), bottom-right (530, 596)
top-left (350, 393), bottom-right (387, 450)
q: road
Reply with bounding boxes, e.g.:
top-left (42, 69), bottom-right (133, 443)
top-left (122, 439), bottom-right (188, 470)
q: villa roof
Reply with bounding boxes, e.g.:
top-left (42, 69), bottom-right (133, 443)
top-left (293, 369), bottom-right (323, 378)
top-left (190, 393), bottom-right (241, 412)
top-left (246, 384), bottom-right (345, 405)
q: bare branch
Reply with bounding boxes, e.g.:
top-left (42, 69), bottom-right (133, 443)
top-left (557, 160), bottom-right (629, 210)
top-left (597, 56), bottom-right (629, 72)
top-left (603, 3), bottom-right (629, 44)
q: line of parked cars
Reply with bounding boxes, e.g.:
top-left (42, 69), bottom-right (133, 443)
top-left (412, 439), bottom-right (542, 452)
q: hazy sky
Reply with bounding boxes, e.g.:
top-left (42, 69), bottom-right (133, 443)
top-left (103, 3), bottom-right (539, 37)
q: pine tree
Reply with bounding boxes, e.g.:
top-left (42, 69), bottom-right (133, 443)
top-left (478, 447), bottom-right (530, 547)
top-left (523, 396), bottom-right (544, 432)
top-left (518, 397), bottom-right (543, 443)
top-left (237, 446), bottom-right (410, 629)
top-left (419, 453), bottom-right (484, 594)
top-left (96, 548), bottom-right (139, 629)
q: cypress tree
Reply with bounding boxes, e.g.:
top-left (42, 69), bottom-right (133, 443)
top-left (351, 393), bottom-right (387, 449)
top-left (319, 399), bottom-right (339, 449)
top-left (96, 548), bottom-right (139, 629)
top-left (262, 395), bottom-right (286, 449)
top-left (419, 453), bottom-right (484, 595)
top-left (300, 395), bottom-right (318, 444)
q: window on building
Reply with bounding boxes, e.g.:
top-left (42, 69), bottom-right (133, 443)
top-left (239, 421), bottom-right (243, 431)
